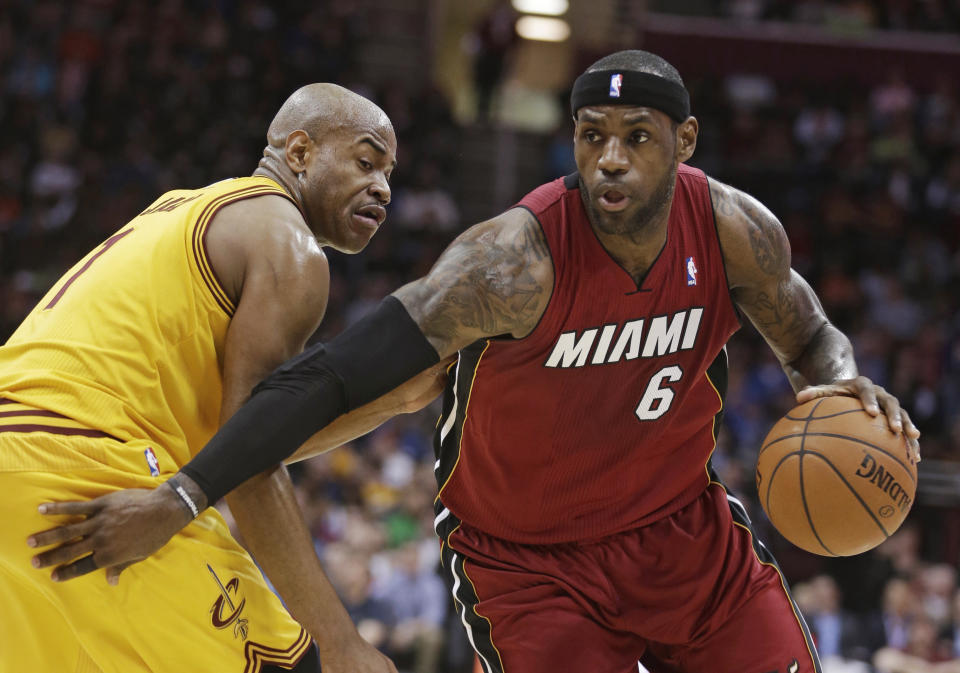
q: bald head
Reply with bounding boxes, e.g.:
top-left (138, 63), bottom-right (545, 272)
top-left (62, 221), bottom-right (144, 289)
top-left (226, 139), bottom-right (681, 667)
top-left (255, 83), bottom-right (397, 254)
top-left (266, 83), bottom-right (392, 148)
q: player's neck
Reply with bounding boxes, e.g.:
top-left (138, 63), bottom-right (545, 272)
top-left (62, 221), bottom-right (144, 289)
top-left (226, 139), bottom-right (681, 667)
top-left (588, 204), bottom-right (671, 286)
top-left (252, 158), bottom-right (300, 208)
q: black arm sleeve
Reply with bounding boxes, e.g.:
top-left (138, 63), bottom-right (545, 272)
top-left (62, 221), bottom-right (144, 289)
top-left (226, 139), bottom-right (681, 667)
top-left (180, 296), bottom-right (440, 504)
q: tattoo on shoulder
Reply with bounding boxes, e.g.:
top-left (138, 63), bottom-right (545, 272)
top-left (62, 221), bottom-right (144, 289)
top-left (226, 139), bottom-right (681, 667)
top-left (710, 180), bottom-right (738, 219)
top-left (746, 214), bottom-right (782, 276)
top-left (711, 180), bottom-right (788, 277)
top-left (402, 210), bottom-right (553, 353)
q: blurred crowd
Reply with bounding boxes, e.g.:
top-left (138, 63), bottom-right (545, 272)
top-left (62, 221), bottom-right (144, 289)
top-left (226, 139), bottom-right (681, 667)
top-left (653, 0), bottom-right (960, 32)
top-left (790, 524), bottom-right (960, 672)
top-left (1, 1), bottom-right (958, 672)
top-left (680, 45), bottom-right (960, 672)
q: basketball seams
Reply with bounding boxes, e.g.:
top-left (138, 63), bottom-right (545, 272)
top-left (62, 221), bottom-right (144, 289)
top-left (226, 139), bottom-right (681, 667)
top-left (765, 448), bottom-right (835, 556)
top-left (803, 452), bottom-right (892, 540)
top-left (784, 407), bottom-right (864, 421)
top-left (760, 432), bottom-right (915, 484)
top-left (798, 399), bottom-right (834, 556)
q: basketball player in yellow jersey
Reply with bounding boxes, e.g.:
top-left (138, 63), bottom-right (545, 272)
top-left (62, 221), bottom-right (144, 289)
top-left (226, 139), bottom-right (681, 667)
top-left (0, 84), bottom-right (445, 673)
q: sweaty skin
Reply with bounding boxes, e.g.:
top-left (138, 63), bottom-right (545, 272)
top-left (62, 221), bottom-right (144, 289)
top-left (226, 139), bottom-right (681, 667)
top-left (28, 93), bottom-right (920, 596)
top-left (26, 83), bottom-right (446, 673)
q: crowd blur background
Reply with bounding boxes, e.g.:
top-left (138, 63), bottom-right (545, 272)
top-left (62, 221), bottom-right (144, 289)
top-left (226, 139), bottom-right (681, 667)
top-left (1, 0), bottom-right (958, 671)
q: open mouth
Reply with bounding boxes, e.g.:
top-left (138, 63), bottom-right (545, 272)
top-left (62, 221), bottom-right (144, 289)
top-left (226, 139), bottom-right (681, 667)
top-left (352, 204), bottom-right (386, 231)
top-left (598, 189), bottom-right (630, 212)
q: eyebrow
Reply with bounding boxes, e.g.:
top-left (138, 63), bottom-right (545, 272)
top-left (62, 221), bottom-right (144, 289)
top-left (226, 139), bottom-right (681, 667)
top-left (578, 110), bottom-right (605, 124)
top-left (579, 110), bottom-right (656, 125)
top-left (359, 136), bottom-right (398, 171)
top-left (622, 112), bottom-right (656, 125)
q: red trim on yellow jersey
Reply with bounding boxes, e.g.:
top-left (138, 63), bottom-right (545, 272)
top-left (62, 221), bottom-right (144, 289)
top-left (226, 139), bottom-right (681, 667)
top-left (190, 182), bottom-right (296, 318)
top-left (0, 399), bottom-right (120, 440)
top-left (243, 626), bottom-right (312, 673)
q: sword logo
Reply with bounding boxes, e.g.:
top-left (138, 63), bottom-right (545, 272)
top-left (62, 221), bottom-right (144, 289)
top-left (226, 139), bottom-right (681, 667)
top-left (207, 564), bottom-right (249, 640)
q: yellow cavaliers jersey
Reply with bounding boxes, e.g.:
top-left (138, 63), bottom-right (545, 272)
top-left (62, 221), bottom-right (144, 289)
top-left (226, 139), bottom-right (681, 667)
top-left (0, 176), bottom-right (296, 473)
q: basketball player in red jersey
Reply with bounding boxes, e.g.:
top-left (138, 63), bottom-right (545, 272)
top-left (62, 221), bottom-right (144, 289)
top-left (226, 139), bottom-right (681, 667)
top-left (32, 51), bottom-right (920, 673)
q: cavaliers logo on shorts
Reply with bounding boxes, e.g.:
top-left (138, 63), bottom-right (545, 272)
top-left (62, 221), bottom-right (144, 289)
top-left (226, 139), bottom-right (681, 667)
top-left (207, 563), bottom-right (249, 640)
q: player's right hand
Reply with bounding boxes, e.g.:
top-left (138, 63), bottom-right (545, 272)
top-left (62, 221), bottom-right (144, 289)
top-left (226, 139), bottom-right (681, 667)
top-left (27, 485), bottom-right (193, 583)
top-left (796, 375), bottom-right (921, 463)
top-left (318, 633), bottom-right (399, 673)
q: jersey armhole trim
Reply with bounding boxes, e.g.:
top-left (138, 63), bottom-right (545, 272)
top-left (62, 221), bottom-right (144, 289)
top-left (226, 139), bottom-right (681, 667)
top-left (191, 184), bottom-right (295, 318)
top-left (705, 177), bottom-right (744, 329)
top-left (511, 205), bottom-right (557, 343)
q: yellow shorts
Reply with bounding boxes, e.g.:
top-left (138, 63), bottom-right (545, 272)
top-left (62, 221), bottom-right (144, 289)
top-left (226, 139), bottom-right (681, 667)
top-left (0, 430), bottom-right (312, 673)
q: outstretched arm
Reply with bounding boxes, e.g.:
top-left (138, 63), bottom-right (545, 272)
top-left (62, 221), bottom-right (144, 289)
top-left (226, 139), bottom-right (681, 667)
top-left (178, 206), bottom-right (553, 504)
top-left (27, 206), bottom-right (554, 575)
top-left (285, 359), bottom-right (450, 464)
top-left (710, 179), bottom-right (920, 458)
top-left (28, 194), bottom-right (406, 673)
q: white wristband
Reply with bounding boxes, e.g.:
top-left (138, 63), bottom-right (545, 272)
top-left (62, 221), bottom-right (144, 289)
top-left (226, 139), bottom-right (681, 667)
top-left (168, 478), bottom-right (200, 519)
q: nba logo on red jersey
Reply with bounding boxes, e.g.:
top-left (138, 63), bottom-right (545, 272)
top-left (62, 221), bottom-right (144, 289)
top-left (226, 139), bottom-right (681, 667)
top-left (609, 73), bottom-right (623, 97)
top-left (144, 447), bottom-right (160, 477)
top-left (686, 256), bottom-right (698, 286)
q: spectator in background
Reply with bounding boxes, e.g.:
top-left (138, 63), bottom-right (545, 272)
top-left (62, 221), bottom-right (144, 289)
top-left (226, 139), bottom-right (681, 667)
top-left (800, 574), bottom-right (875, 663)
top-left (375, 542), bottom-right (447, 673)
top-left (793, 97), bottom-right (846, 165)
top-left (882, 578), bottom-right (920, 650)
top-left (393, 160), bottom-right (460, 234)
top-left (918, 565), bottom-right (957, 636)
top-left (467, 0), bottom-right (518, 122)
top-left (873, 613), bottom-right (956, 672)
top-left (945, 588), bottom-right (960, 658)
top-left (327, 544), bottom-right (397, 654)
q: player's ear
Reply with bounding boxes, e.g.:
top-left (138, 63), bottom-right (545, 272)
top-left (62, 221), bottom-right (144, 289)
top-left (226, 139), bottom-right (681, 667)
top-left (284, 130), bottom-right (311, 175)
top-left (676, 116), bottom-right (698, 163)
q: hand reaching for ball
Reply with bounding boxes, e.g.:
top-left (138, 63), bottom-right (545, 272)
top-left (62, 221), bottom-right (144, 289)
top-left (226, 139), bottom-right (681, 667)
top-left (796, 375), bottom-right (920, 464)
top-left (757, 396), bottom-right (918, 557)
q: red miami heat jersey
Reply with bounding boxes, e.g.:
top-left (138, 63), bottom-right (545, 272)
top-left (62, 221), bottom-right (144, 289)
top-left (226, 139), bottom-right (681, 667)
top-left (433, 164), bottom-right (741, 544)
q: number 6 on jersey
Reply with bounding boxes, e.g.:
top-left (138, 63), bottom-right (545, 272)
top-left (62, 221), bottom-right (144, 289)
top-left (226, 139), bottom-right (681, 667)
top-left (635, 365), bottom-right (683, 421)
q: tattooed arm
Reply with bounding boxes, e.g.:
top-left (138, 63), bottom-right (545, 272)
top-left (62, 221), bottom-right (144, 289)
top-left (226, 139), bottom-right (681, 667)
top-left (710, 179), bottom-right (845, 388)
top-left (710, 179), bottom-right (919, 455)
top-left (23, 208), bottom-right (556, 579)
top-left (394, 207), bottom-right (555, 356)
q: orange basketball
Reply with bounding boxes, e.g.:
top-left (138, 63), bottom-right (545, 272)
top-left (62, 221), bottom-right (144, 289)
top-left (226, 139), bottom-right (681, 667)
top-left (756, 395), bottom-right (917, 557)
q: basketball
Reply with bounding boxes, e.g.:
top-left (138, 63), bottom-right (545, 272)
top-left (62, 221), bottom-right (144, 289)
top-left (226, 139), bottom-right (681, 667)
top-left (756, 395), bottom-right (917, 557)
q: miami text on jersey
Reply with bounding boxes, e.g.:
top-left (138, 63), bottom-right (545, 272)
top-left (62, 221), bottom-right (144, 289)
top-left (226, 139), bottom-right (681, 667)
top-left (544, 307), bottom-right (704, 368)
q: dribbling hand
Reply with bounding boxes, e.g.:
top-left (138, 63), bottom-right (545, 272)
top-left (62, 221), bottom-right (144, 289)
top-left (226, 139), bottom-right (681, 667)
top-left (27, 486), bottom-right (193, 583)
top-left (796, 375), bottom-right (921, 463)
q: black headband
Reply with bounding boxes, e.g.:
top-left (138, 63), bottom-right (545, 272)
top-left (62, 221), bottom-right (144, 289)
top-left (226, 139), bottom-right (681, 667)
top-left (570, 69), bottom-right (690, 123)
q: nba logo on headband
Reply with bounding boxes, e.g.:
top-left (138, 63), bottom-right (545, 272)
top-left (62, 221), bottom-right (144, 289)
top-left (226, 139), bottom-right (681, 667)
top-left (609, 73), bottom-right (623, 98)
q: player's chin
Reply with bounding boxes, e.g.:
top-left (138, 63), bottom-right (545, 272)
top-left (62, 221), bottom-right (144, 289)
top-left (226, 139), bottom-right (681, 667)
top-left (336, 231), bottom-right (377, 255)
top-left (332, 221), bottom-right (380, 254)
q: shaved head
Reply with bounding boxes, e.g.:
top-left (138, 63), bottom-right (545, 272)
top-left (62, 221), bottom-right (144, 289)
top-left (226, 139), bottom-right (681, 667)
top-left (266, 83), bottom-right (392, 148)
top-left (254, 83), bottom-right (397, 254)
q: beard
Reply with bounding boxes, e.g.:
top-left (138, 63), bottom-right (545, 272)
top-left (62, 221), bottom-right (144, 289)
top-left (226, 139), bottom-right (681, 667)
top-left (582, 161), bottom-right (678, 237)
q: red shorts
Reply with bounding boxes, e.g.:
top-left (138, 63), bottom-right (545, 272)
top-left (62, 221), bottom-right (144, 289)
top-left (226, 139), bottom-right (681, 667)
top-left (436, 483), bottom-right (820, 673)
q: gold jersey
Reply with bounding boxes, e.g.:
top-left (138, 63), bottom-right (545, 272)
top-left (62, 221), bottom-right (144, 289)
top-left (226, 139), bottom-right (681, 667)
top-left (0, 176), bottom-right (295, 473)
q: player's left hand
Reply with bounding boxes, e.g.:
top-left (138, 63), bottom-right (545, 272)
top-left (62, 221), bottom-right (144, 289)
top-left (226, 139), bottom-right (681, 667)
top-left (796, 375), bottom-right (921, 463)
top-left (27, 485), bottom-right (192, 583)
